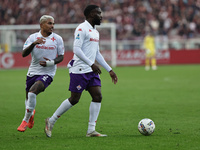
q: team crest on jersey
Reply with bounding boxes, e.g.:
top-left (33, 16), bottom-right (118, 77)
top-left (76, 34), bottom-right (80, 39)
top-left (76, 85), bottom-right (82, 90)
top-left (51, 37), bottom-right (56, 41)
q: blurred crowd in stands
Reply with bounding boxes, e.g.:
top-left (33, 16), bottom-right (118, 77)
top-left (0, 0), bottom-right (200, 40)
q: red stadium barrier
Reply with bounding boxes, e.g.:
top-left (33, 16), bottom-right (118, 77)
top-left (0, 49), bottom-right (200, 69)
top-left (0, 52), bottom-right (73, 69)
top-left (169, 49), bottom-right (200, 64)
top-left (116, 50), bottom-right (170, 66)
top-left (101, 49), bottom-right (200, 66)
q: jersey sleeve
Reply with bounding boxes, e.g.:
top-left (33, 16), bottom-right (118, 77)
top-left (96, 47), bottom-right (112, 72)
top-left (73, 26), bottom-right (85, 48)
top-left (57, 36), bottom-right (65, 55)
top-left (23, 34), bottom-right (34, 50)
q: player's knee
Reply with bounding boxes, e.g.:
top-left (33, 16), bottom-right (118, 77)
top-left (72, 99), bottom-right (79, 105)
top-left (69, 97), bottom-right (80, 105)
top-left (92, 94), bottom-right (102, 102)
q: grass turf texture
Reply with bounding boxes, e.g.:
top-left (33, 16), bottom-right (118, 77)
top-left (0, 65), bottom-right (200, 150)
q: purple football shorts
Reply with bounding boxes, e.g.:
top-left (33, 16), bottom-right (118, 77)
top-left (26, 75), bottom-right (53, 92)
top-left (69, 72), bottom-right (101, 93)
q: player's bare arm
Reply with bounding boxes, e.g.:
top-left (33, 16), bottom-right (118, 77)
top-left (22, 38), bottom-right (46, 57)
top-left (39, 55), bottom-right (64, 67)
top-left (109, 70), bottom-right (118, 84)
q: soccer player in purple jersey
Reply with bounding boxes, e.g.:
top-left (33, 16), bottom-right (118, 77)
top-left (45, 5), bottom-right (118, 137)
top-left (17, 15), bottom-right (64, 132)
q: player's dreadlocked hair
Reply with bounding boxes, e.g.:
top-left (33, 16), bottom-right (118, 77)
top-left (84, 5), bottom-right (99, 18)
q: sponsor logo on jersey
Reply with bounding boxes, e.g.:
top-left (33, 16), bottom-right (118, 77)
top-left (76, 34), bottom-right (80, 39)
top-left (89, 29), bottom-right (92, 32)
top-left (90, 38), bottom-right (99, 42)
top-left (78, 28), bottom-right (82, 31)
top-left (35, 45), bottom-right (56, 50)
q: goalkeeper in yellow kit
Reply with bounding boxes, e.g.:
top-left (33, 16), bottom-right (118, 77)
top-left (143, 31), bottom-right (157, 70)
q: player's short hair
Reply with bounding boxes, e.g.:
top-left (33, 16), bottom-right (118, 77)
top-left (84, 5), bottom-right (99, 17)
top-left (39, 15), bottom-right (54, 24)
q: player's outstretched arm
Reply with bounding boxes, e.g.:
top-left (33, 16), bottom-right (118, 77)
top-left (109, 70), bottom-right (118, 84)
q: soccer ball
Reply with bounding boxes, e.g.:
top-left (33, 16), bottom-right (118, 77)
top-left (138, 118), bottom-right (155, 136)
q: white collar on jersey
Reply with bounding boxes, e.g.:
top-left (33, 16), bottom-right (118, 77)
top-left (39, 30), bottom-right (54, 38)
top-left (84, 20), bottom-right (96, 29)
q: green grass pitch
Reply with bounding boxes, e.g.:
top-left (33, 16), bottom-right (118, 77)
top-left (0, 65), bottom-right (200, 150)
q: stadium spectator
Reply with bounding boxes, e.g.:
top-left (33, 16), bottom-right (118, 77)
top-left (1, 0), bottom-right (200, 39)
